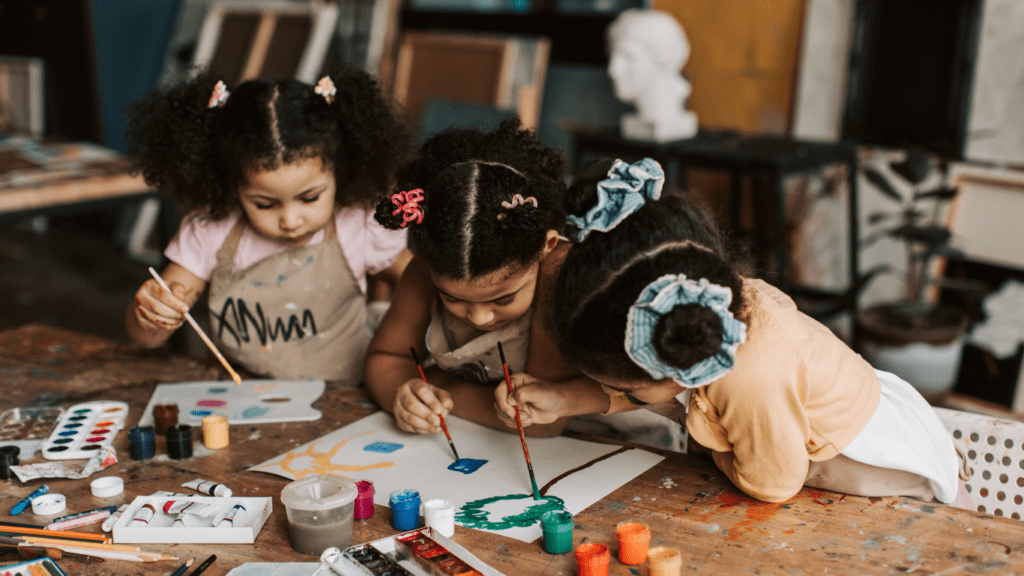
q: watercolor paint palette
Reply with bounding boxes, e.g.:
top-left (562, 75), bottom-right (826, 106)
top-left (136, 379), bottom-right (324, 428)
top-left (40, 401), bottom-right (128, 460)
top-left (323, 528), bottom-right (504, 576)
top-left (0, 406), bottom-right (64, 457)
top-left (0, 557), bottom-right (67, 576)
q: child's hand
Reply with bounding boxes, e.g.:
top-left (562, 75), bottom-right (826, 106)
top-left (393, 377), bottom-right (455, 434)
top-left (133, 279), bottom-right (190, 332)
top-left (494, 373), bottom-right (567, 428)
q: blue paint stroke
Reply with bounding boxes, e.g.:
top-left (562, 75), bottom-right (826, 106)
top-left (363, 441), bottom-right (403, 454)
top-left (449, 458), bottom-right (487, 474)
top-left (242, 405), bottom-right (271, 419)
top-left (191, 409), bottom-right (213, 418)
top-left (208, 387), bottom-right (229, 394)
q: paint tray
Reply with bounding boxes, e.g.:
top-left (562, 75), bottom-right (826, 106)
top-left (112, 496), bottom-right (272, 544)
top-left (323, 527), bottom-right (506, 576)
top-left (0, 557), bottom-right (67, 576)
top-left (136, 379), bottom-right (325, 427)
top-left (0, 406), bottom-right (64, 457)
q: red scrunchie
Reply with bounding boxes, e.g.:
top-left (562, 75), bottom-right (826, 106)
top-left (391, 189), bottom-right (425, 227)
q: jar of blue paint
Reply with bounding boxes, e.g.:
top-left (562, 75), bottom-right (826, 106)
top-left (389, 489), bottom-right (421, 531)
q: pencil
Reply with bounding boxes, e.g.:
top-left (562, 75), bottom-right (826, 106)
top-left (171, 557), bottom-right (195, 576)
top-left (148, 267), bottom-right (242, 385)
top-left (496, 341), bottom-right (541, 500)
top-left (410, 347), bottom-right (460, 461)
top-left (189, 554), bottom-right (216, 576)
top-left (0, 525), bottom-right (108, 543)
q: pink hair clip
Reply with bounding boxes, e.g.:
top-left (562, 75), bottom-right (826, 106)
top-left (391, 189), bottom-right (425, 227)
top-left (314, 76), bottom-right (337, 104)
top-left (501, 194), bottom-right (538, 210)
top-left (208, 80), bottom-right (230, 108)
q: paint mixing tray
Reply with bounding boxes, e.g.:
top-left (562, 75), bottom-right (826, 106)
top-left (41, 401), bottom-right (129, 460)
top-left (136, 379), bottom-right (324, 427)
top-left (0, 406), bottom-right (64, 457)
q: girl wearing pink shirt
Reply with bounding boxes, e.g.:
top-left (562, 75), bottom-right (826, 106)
top-left (124, 70), bottom-right (412, 383)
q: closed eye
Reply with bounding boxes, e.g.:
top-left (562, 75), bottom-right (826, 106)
top-left (301, 194), bottom-right (321, 204)
top-left (626, 392), bottom-right (649, 406)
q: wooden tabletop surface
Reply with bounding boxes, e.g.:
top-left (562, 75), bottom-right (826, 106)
top-left (2, 323), bottom-right (1023, 575)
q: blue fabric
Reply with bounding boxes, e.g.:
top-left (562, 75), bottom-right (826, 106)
top-left (566, 158), bottom-right (665, 242)
top-left (625, 274), bottom-right (747, 387)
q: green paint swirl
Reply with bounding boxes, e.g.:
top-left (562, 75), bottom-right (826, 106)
top-left (456, 494), bottom-right (566, 530)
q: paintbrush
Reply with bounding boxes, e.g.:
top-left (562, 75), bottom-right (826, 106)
top-left (410, 348), bottom-right (460, 461)
top-left (497, 341), bottom-right (541, 500)
top-left (148, 267), bottom-right (242, 386)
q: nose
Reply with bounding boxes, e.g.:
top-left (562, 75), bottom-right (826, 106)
top-left (279, 209), bottom-right (302, 232)
top-left (466, 305), bottom-right (494, 327)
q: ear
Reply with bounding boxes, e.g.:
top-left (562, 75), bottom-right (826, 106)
top-left (540, 229), bottom-right (559, 258)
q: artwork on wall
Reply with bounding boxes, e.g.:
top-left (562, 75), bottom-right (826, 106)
top-left (251, 411), bottom-right (663, 542)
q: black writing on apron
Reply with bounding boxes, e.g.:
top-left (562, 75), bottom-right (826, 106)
top-left (212, 298), bottom-right (317, 347)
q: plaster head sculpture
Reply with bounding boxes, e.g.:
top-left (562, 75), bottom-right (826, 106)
top-left (608, 9), bottom-right (698, 142)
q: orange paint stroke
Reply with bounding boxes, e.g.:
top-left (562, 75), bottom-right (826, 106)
top-left (698, 492), bottom-right (785, 540)
top-left (251, 430), bottom-right (395, 480)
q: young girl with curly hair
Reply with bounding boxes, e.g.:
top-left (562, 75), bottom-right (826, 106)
top-left (506, 157), bottom-right (973, 507)
top-left (125, 70), bottom-right (412, 383)
top-left (365, 118), bottom-right (637, 437)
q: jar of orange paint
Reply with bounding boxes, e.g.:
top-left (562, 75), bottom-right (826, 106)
top-left (575, 543), bottom-right (610, 576)
top-left (616, 521), bottom-right (650, 565)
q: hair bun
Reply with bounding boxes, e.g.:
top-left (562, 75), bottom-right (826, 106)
top-left (497, 199), bottom-right (544, 235)
top-left (652, 303), bottom-right (723, 370)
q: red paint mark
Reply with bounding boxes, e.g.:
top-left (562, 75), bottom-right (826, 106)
top-left (197, 400), bottom-right (227, 408)
top-left (698, 492), bottom-right (786, 540)
top-left (783, 529), bottom-right (795, 535)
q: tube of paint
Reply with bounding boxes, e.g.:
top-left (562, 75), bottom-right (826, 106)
top-left (101, 504), bottom-right (130, 532)
top-left (216, 504), bottom-right (246, 527)
top-left (182, 478), bottom-right (232, 497)
top-left (172, 513), bottom-right (205, 527)
top-left (162, 500), bottom-right (215, 516)
top-left (127, 503), bottom-right (157, 527)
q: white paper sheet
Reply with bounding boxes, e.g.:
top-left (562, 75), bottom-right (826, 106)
top-left (250, 412), bottom-right (663, 542)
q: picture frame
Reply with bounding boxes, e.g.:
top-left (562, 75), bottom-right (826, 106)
top-left (0, 55), bottom-right (44, 136)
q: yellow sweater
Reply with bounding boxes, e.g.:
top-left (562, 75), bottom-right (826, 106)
top-left (649, 279), bottom-right (880, 502)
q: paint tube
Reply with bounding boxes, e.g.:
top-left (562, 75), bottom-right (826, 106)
top-left (216, 504), bottom-right (246, 528)
top-left (162, 500), bottom-right (215, 516)
top-left (102, 503), bottom-right (130, 532)
top-left (182, 478), bottom-right (232, 497)
top-left (172, 513), bottom-right (205, 527)
top-left (127, 503), bottom-right (157, 526)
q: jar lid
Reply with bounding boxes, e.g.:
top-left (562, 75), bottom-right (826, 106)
top-left (91, 476), bottom-right (125, 497)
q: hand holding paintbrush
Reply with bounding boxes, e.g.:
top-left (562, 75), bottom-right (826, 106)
top-left (410, 348), bottom-right (460, 461)
top-left (497, 341), bottom-right (542, 500)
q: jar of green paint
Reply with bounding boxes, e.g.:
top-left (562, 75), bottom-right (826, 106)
top-left (541, 510), bottom-right (574, 554)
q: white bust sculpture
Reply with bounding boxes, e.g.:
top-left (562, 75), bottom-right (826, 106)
top-left (607, 9), bottom-right (698, 142)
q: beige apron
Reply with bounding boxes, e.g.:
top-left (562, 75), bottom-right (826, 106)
top-left (425, 304), bottom-right (531, 384)
top-left (207, 215), bottom-right (369, 383)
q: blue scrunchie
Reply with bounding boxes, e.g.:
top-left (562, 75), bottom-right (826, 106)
top-left (625, 274), bottom-right (747, 387)
top-left (565, 158), bottom-right (665, 242)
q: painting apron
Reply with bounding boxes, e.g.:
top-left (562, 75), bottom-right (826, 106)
top-left (207, 216), bottom-right (369, 384)
top-left (425, 304), bottom-right (532, 384)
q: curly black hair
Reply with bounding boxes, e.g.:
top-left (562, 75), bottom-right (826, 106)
top-left (373, 117), bottom-right (566, 279)
top-left (125, 69), bottom-right (412, 219)
top-left (552, 159), bottom-right (752, 383)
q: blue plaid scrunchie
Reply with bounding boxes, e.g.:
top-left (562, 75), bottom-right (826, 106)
top-left (565, 158), bottom-right (664, 242)
top-left (625, 274), bottom-right (747, 387)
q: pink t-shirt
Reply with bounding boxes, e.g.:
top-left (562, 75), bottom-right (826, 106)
top-left (165, 209), bottom-right (406, 293)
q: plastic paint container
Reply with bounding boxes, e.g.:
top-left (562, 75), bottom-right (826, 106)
top-left (0, 445), bottom-right (20, 480)
top-left (152, 403), bottom-right (179, 436)
top-left (646, 546), bottom-right (682, 576)
top-left (354, 480), bottom-right (375, 520)
top-left (202, 415), bottom-right (229, 449)
top-left (422, 498), bottom-right (455, 537)
top-left (127, 426), bottom-right (156, 460)
top-left (388, 489), bottom-right (421, 531)
top-left (280, 475), bottom-right (358, 556)
top-left (540, 510), bottom-right (574, 554)
top-left (616, 521), bottom-right (650, 565)
top-left (165, 424), bottom-right (193, 460)
top-left (575, 543), bottom-right (610, 576)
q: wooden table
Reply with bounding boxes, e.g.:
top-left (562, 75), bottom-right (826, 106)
top-left (2, 324), bottom-right (1023, 575)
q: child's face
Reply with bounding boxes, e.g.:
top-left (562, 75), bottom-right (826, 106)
top-left (586, 372), bottom-right (684, 406)
top-left (239, 158), bottom-right (336, 247)
top-left (432, 264), bottom-right (540, 333)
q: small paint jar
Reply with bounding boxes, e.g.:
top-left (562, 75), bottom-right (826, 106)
top-left (165, 424), bottom-right (193, 460)
top-left (389, 489), bottom-right (421, 531)
top-left (616, 521), bottom-right (650, 565)
top-left (152, 403), bottom-right (179, 436)
top-left (354, 480), bottom-right (375, 520)
top-left (646, 546), bottom-right (682, 576)
top-left (575, 543), bottom-right (610, 576)
top-left (127, 426), bottom-right (156, 460)
top-left (202, 415), bottom-right (229, 449)
top-left (540, 510), bottom-right (574, 554)
top-left (0, 445), bottom-right (20, 480)
top-left (422, 498), bottom-right (455, 538)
